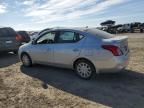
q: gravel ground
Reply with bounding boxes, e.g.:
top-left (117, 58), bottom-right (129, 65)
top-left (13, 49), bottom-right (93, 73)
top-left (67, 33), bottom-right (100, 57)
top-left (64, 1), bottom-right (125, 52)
top-left (0, 33), bottom-right (144, 108)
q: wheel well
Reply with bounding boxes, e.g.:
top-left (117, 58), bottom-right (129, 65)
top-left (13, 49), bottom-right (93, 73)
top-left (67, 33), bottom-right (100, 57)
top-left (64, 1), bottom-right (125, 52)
top-left (21, 52), bottom-right (30, 60)
top-left (73, 58), bottom-right (96, 70)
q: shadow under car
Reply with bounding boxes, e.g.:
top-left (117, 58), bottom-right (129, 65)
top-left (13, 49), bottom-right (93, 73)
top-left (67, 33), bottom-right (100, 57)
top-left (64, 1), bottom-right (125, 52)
top-left (21, 65), bottom-right (144, 108)
top-left (0, 52), bottom-right (19, 68)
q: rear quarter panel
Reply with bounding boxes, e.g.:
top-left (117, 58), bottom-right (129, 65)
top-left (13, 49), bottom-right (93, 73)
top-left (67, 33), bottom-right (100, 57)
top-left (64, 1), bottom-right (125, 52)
top-left (78, 34), bottom-right (118, 70)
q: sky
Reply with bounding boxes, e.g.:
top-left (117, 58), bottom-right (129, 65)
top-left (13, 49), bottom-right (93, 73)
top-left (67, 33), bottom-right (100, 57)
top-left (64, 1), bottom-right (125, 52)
top-left (0, 0), bottom-right (144, 31)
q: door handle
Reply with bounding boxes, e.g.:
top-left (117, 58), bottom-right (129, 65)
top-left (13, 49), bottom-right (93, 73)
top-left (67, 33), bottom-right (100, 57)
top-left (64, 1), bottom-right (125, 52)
top-left (73, 49), bottom-right (79, 52)
top-left (46, 48), bottom-right (51, 51)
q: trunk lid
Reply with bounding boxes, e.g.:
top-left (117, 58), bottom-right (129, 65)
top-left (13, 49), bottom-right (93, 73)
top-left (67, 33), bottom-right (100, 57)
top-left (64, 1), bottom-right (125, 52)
top-left (102, 36), bottom-right (129, 55)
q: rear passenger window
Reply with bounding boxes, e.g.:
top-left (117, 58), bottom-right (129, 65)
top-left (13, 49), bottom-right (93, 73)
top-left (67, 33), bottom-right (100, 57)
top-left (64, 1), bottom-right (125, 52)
top-left (78, 34), bottom-right (84, 40)
top-left (57, 31), bottom-right (84, 43)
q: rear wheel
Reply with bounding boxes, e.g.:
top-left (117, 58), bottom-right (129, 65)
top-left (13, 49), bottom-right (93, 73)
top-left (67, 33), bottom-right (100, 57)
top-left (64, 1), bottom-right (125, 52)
top-left (74, 60), bottom-right (95, 79)
top-left (21, 53), bottom-right (32, 67)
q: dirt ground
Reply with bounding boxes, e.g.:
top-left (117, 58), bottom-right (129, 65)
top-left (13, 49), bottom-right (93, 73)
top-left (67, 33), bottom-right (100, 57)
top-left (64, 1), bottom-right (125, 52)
top-left (0, 33), bottom-right (144, 108)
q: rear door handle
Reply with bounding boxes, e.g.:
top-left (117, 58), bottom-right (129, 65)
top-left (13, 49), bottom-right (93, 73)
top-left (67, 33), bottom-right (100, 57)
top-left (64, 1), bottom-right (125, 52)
top-left (73, 49), bottom-right (79, 52)
top-left (46, 48), bottom-right (51, 51)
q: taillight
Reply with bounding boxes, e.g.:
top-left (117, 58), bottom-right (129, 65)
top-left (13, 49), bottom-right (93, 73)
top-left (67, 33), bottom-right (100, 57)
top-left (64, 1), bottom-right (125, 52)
top-left (102, 45), bottom-right (123, 56)
top-left (16, 34), bottom-right (22, 42)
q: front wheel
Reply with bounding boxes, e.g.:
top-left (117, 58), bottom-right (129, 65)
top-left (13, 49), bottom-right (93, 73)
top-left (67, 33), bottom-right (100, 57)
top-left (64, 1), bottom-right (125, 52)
top-left (75, 60), bottom-right (95, 79)
top-left (21, 53), bottom-right (32, 67)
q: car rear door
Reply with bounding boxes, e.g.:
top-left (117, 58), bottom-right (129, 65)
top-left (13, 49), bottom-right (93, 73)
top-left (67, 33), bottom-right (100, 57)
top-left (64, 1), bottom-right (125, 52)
top-left (53, 30), bottom-right (84, 67)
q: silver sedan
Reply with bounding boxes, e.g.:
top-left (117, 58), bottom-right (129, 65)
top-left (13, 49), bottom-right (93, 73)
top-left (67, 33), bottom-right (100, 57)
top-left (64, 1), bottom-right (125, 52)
top-left (19, 28), bottom-right (130, 79)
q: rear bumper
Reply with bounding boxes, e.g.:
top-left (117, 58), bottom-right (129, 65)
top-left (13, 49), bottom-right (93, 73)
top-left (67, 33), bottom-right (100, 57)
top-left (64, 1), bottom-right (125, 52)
top-left (99, 60), bottom-right (128, 73)
top-left (93, 54), bottom-right (130, 73)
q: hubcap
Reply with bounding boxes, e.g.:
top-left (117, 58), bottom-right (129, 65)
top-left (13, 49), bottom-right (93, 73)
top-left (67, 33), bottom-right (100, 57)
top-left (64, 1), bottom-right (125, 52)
top-left (22, 55), bottom-right (30, 66)
top-left (76, 62), bottom-right (92, 78)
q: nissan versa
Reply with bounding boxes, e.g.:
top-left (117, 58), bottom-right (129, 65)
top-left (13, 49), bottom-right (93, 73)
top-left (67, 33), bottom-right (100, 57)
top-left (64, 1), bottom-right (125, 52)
top-left (18, 28), bottom-right (130, 79)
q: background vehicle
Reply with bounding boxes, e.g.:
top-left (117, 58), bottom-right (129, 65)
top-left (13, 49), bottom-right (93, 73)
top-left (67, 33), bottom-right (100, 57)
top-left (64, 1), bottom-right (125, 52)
top-left (117, 24), bottom-right (131, 33)
top-left (130, 22), bottom-right (141, 33)
top-left (0, 27), bottom-right (20, 53)
top-left (140, 23), bottom-right (144, 32)
top-left (19, 28), bottom-right (129, 79)
top-left (17, 31), bottom-right (30, 43)
top-left (99, 20), bottom-right (144, 33)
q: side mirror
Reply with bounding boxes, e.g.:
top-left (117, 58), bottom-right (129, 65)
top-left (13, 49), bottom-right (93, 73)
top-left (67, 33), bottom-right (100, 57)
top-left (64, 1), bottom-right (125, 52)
top-left (32, 38), bottom-right (36, 45)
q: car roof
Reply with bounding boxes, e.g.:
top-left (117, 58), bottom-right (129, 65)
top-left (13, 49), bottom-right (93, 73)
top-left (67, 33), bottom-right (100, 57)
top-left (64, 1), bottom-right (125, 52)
top-left (0, 27), bottom-right (11, 29)
top-left (39, 27), bottom-right (114, 39)
top-left (39, 27), bottom-right (90, 35)
top-left (50, 27), bottom-right (89, 32)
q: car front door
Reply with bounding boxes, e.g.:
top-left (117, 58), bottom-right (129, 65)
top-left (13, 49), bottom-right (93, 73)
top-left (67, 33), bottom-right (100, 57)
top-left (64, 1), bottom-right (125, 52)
top-left (30, 31), bottom-right (56, 64)
top-left (53, 30), bottom-right (84, 67)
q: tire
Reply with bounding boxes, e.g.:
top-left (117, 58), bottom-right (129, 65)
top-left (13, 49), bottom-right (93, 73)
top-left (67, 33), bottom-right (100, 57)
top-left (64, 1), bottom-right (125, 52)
top-left (74, 59), bottom-right (95, 79)
top-left (21, 53), bottom-right (32, 67)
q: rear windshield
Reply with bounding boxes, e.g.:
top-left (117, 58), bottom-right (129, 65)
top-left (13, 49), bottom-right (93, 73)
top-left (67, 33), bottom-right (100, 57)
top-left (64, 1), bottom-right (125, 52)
top-left (18, 31), bottom-right (29, 37)
top-left (86, 29), bottom-right (114, 39)
top-left (0, 28), bottom-right (16, 37)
